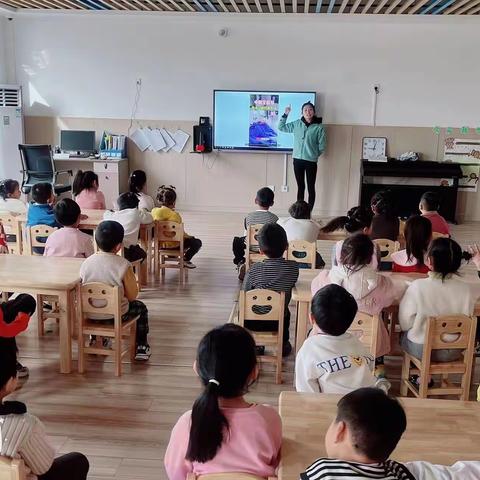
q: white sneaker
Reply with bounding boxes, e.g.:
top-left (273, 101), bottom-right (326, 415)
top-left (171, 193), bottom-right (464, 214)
top-left (184, 261), bottom-right (196, 269)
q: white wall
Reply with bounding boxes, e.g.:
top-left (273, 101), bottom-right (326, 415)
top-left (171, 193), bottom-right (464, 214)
top-left (11, 12), bottom-right (480, 127)
top-left (0, 16), bottom-right (7, 83)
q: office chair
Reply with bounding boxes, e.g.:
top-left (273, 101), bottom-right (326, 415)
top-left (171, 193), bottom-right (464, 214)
top-left (18, 144), bottom-right (73, 195)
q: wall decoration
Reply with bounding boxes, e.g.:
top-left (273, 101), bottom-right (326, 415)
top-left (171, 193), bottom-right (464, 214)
top-left (444, 138), bottom-right (480, 163)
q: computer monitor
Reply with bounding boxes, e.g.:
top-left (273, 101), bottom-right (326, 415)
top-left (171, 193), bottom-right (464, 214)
top-left (60, 130), bottom-right (96, 154)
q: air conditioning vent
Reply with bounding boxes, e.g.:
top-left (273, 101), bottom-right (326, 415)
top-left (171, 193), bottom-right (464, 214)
top-left (0, 87), bottom-right (21, 108)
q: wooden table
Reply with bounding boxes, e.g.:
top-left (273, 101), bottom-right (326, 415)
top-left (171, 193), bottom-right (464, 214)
top-left (0, 255), bottom-right (84, 374)
top-left (279, 391), bottom-right (480, 480)
top-left (15, 210), bottom-right (153, 285)
top-left (292, 269), bottom-right (480, 354)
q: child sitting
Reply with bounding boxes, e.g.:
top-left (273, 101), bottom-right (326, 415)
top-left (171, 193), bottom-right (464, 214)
top-left (0, 179), bottom-right (27, 214)
top-left (26, 183), bottom-right (60, 255)
top-left (301, 387), bottom-right (480, 480)
top-left (370, 190), bottom-right (399, 241)
top-left (73, 170), bottom-right (106, 210)
top-left (321, 205), bottom-right (379, 269)
top-left (399, 237), bottom-right (480, 364)
top-left (129, 170), bottom-right (155, 211)
top-left (419, 191), bottom-right (450, 236)
top-left (295, 284), bottom-right (378, 393)
top-left (242, 223), bottom-right (299, 356)
top-left (311, 233), bottom-right (396, 361)
top-left (0, 294), bottom-right (36, 378)
top-left (79, 220), bottom-right (151, 360)
top-left (44, 199), bottom-right (93, 258)
top-left (232, 187), bottom-right (278, 267)
top-left (151, 185), bottom-right (202, 269)
top-left (0, 349), bottom-right (90, 479)
top-left (104, 192), bottom-right (153, 263)
top-left (392, 215), bottom-right (431, 273)
top-left (164, 324), bottom-right (281, 480)
top-left (278, 200), bottom-right (324, 268)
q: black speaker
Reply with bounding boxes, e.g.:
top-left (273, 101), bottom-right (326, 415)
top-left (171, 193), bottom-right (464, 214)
top-left (193, 117), bottom-right (212, 153)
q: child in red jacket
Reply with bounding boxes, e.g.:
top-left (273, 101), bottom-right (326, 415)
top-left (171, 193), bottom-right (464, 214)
top-left (0, 222), bottom-right (36, 377)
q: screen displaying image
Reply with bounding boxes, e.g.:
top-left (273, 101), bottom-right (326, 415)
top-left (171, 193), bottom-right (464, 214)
top-left (214, 90), bottom-right (316, 152)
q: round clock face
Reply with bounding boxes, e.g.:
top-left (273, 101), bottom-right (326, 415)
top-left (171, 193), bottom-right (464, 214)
top-left (363, 137), bottom-right (386, 159)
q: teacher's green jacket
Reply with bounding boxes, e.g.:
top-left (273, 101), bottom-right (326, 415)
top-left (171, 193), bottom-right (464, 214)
top-left (278, 114), bottom-right (326, 162)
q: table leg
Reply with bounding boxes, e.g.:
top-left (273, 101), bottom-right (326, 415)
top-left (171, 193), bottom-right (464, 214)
top-left (58, 290), bottom-right (72, 374)
top-left (295, 300), bottom-right (310, 355)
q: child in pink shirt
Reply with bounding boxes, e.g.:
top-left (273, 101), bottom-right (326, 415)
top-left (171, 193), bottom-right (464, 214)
top-left (419, 191), bottom-right (450, 236)
top-left (311, 233), bottom-right (400, 360)
top-left (73, 170), bottom-right (106, 210)
top-left (164, 324), bottom-right (282, 480)
top-left (44, 199), bottom-right (94, 258)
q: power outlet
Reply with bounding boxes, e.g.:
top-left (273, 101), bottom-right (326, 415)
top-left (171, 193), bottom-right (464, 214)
top-left (267, 185), bottom-right (275, 192)
top-left (281, 185), bottom-right (289, 193)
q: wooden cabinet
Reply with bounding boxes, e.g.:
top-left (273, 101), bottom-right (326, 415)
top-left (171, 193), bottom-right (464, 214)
top-left (93, 159), bottom-right (129, 209)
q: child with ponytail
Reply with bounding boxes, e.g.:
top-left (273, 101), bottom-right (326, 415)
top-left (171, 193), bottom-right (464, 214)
top-left (129, 170), bottom-right (155, 211)
top-left (0, 179), bottom-right (26, 214)
top-left (73, 170), bottom-right (106, 210)
top-left (164, 324), bottom-right (282, 480)
top-left (152, 185), bottom-right (202, 268)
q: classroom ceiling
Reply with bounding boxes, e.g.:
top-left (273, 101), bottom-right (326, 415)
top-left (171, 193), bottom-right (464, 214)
top-left (1, 0), bottom-right (479, 14)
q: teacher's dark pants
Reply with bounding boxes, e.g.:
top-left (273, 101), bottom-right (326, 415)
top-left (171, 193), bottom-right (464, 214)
top-left (293, 158), bottom-right (317, 210)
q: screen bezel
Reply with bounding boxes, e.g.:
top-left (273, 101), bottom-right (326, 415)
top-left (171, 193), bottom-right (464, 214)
top-left (213, 89), bottom-right (317, 153)
top-left (60, 130), bottom-right (96, 153)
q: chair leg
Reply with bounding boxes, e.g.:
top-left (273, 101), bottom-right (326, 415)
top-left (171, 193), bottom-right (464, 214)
top-left (115, 337), bottom-right (122, 377)
top-left (275, 344), bottom-right (283, 385)
top-left (130, 322), bottom-right (137, 362)
top-left (400, 354), bottom-right (410, 397)
top-left (160, 256), bottom-right (165, 283)
top-left (37, 294), bottom-right (45, 337)
top-left (78, 319), bottom-right (85, 374)
top-left (418, 364), bottom-right (429, 399)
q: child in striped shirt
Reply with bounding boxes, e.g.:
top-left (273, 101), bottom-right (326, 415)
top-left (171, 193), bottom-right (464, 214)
top-left (0, 349), bottom-right (90, 479)
top-left (232, 187), bottom-right (278, 269)
top-left (301, 388), bottom-right (480, 480)
top-left (242, 223), bottom-right (299, 356)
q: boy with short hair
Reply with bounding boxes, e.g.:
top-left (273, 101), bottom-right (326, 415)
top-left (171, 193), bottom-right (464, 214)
top-left (419, 191), bottom-right (450, 236)
top-left (295, 284), bottom-right (378, 394)
top-left (301, 388), bottom-right (480, 480)
top-left (26, 182), bottom-right (60, 229)
top-left (0, 349), bottom-right (90, 479)
top-left (241, 223), bottom-right (299, 356)
top-left (103, 192), bottom-right (153, 263)
top-left (44, 198), bottom-right (94, 258)
top-left (79, 220), bottom-right (151, 360)
top-left (232, 187), bottom-right (278, 268)
top-left (26, 182), bottom-right (61, 255)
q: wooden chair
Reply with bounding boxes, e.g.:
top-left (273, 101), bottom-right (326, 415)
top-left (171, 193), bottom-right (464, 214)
top-left (287, 240), bottom-right (316, 269)
top-left (239, 289), bottom-right (285, 384)
top-left (0, 215), bottom-right (23, 255)
top-left (246, 224), bottom-right (266, 270)
top-left (0, 457), bottom-right (27, 480)
top-left (186, 473), bottom-right (277, 480)
top-left (78, 283), bottom-right (138, 377)
top-left (400, 315), bottom-right (477, 400)
top-left (154, 221), bottom-right (186, 284)
top-left (348, 312), bottom-right (379, 356)
top-left (373, 238), bottom-right (400, 262)
top-left (26, 224), bottom-right (60, 336)
top-left (118, 246), bottom-right (142, 291)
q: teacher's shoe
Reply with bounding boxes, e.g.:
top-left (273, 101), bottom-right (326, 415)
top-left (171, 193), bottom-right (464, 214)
top-left (16, 362), bottom-right (29, 378)
top-left (184, 261), bottom-right (196, 269)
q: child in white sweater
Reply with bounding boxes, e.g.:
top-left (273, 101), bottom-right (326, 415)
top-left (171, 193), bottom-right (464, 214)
top-left (295, 284), bottom-right (378, 394)
top-left (399, 237), bottom-right (480, 362)
top-left (104, 192), bottom-right (153, 263)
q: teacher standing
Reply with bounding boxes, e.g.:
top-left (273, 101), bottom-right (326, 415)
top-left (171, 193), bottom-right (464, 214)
top-left (278, 102), bottom-right (326, 211)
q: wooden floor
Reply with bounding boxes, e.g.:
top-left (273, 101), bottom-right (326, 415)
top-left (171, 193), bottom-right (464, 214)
top-left (11, 212), bottom-right (480, 480)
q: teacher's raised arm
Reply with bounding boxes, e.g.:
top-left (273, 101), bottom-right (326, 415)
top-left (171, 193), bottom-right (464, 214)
top-left (278, 102), bottom-right (326, 211)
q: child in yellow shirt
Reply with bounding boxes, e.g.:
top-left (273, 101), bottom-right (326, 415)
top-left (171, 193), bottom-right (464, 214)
top-left (151, 185), bottom-right (202, 269)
